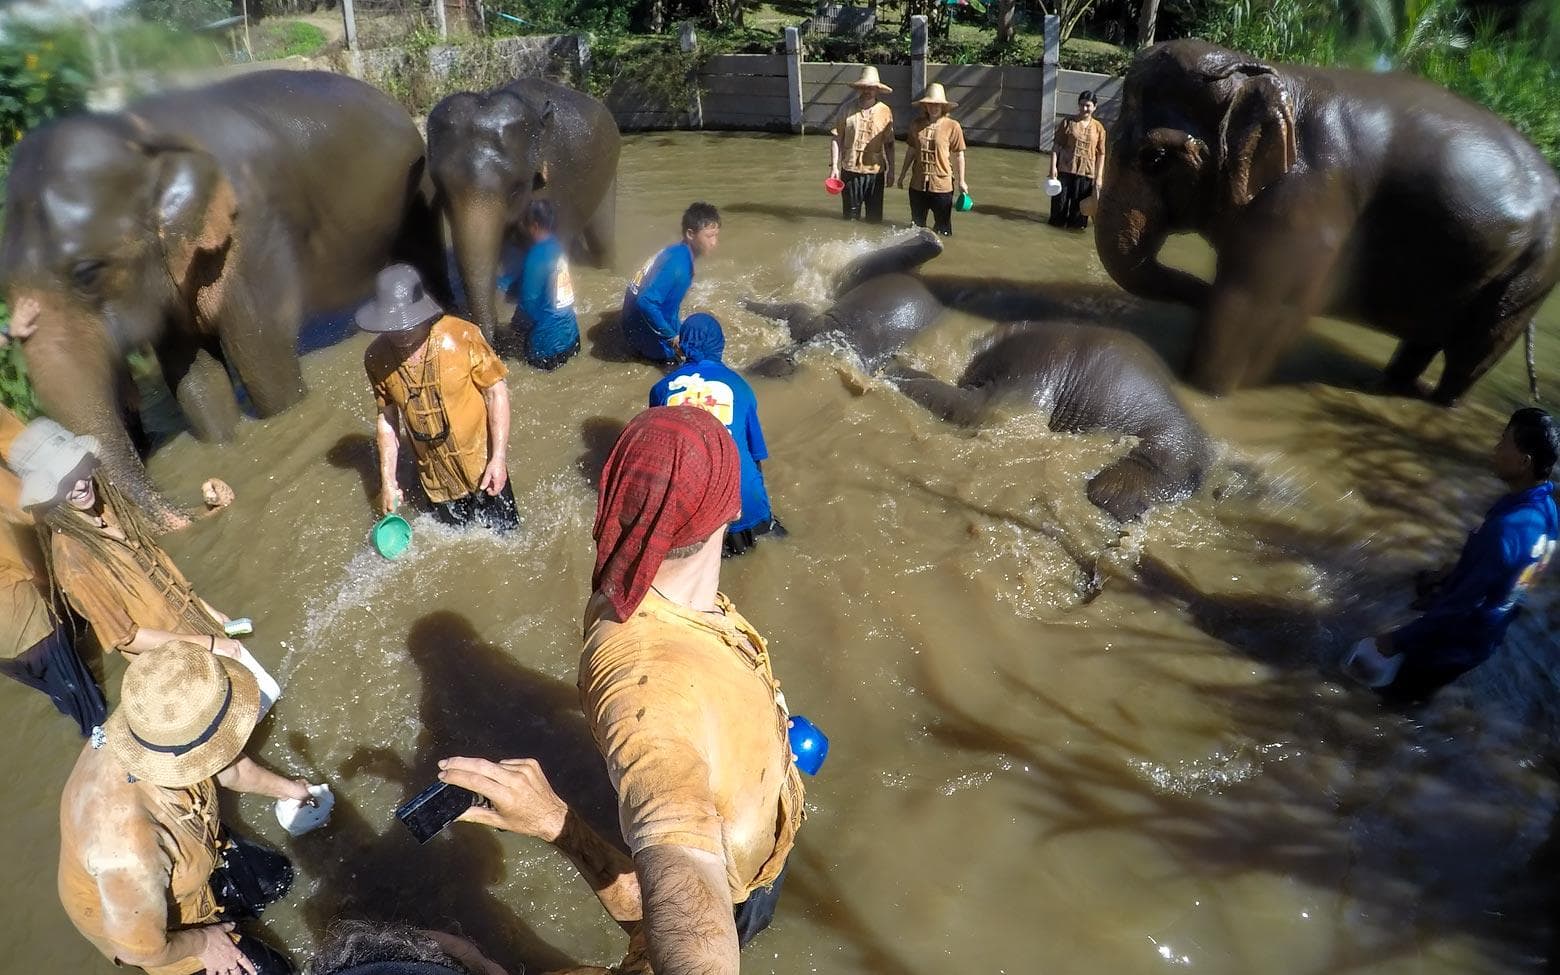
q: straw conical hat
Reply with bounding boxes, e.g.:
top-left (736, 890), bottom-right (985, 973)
top-left (914, 82), bottom-right (957, 108)
top-left (849, 65), bottom-right (892, 92)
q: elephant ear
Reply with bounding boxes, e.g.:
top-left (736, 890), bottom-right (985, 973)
top-left (1217, 70), bottom-right (1297, 208)
top-left (148, 144), bottom-right (238, 291)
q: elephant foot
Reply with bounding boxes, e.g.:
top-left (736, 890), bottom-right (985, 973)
top-left (1087, 451), bottom-right (1202, 522)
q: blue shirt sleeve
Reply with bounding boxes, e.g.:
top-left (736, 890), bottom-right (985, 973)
top-left (638, 245), bottom-right (692, 340)
top-left (518, 240), bottom-right (553, 326)
top-left (1393, 517), bottom-right (1525, 644)
top-left (649, 376), bottom-right (669, 408)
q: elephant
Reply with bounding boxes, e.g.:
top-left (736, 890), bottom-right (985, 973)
top-left (0, 70), bottom-right (443, 530)
top-left (427, 78), bottom-right (620, 342)
top-left (743, 229), bottom-right (947, 373)
top-left (1097, 38), bottom-right (1560, 404)
top-left (885, 322), bottom-right (1212, 521)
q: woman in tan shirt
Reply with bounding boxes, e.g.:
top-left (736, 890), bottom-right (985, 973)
top-left (1049, 90), bottom-right (1107, 230)
top-left (899, 83), bottom-right (969, 236)
top-left (59, 642), bottom-right (320, 975)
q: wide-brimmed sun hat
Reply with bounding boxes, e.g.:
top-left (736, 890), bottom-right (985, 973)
top-left (356, 264), bottom-right (444, 334)
top-left (849, 65), bottom-right (892, 92)
top-left (914, 82), bottom-right (957, 108)
top-left (105, 641), bottom-right (261, 788)
top-left (8, 417), bottom-right (100, 509)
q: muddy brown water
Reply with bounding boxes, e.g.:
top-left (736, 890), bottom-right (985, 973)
top-left (5, 132), bottom-right (1560, 975)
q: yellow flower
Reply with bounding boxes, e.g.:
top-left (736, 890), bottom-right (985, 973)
top-left (38, 72), bottom-right (49, 82)
top-left (24, 53), bottom-right (38, 70)
top-left (42, 41), bottom-right (53, 51)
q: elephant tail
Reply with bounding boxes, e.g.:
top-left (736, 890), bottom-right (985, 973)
top-left (1527, 317), bottom-right (1540, 402)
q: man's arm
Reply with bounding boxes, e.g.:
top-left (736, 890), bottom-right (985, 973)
top-left (479, 380), bottom-right (511, 495)
top-left (954, 150), bottom-right (967, 193)
top-left (440, 756), bottom-right (644, 924)
top-left (883, 123), bottom-right (896, 187)
top-left (636, 844), bottom-right (740, 975)
top-left (375, 402), bottom-right (402, 515)
top-left (216, 754), bottom-right (313, 803)
top-left (518, 250), bottom-right (549, 326)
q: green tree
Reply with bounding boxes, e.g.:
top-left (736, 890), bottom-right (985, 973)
top-left (0, 26), bottom-right (92, 147)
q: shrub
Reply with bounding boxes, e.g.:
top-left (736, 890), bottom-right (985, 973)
top-left (0, 25), bottom-right (92, 147)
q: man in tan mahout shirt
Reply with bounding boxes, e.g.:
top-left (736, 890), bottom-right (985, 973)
top-left (1049, 89), bottom-right (1108, 229)
top-left (829, 64), bottom-right (897, 223)
top-left (0, 402), bottom-right (107, 736)
top-left (440, 406), bottom-right (806, 975)
top-left (360, 264), bottom-right (516, 532)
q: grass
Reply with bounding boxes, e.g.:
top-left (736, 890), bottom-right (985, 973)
top-left (254, 20), bottom-right (329, 60)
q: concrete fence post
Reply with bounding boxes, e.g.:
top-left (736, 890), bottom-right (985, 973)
top-left (1039, 14), bottom-right (1060, 152)
top-left (680, 22), bottom-right (703, 129)
top-left (433, 0), bottom-right (448, 40)
top-left (341, 0), bottom-right (359, 50)
top-left (784, 26), bottom-right (803, 134)
top-left (909, 14), bottom-right (927, 100)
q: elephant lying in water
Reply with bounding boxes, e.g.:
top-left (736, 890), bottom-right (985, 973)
top-left (886, 324), bottom-right (1211, 521)
top-left (743, 231), bottom-right (1212, 520)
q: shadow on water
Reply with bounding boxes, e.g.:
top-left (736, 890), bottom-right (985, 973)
top-left (910, 397), bottom-right (1554, 971)
top-left (969, 202), bottom-right (1048, 224)
top-left (284, 611), bottom-right (621, 973)
top-left (577, 416), bottom-right (627, 491)
top-left (724, 201), bottom-right (846, 224)
top-left (585, 311), bottom-right (636, 364)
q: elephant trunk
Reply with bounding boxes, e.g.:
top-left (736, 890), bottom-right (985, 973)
top-left (448, 193), bottom-right (508, 342)
top-left (1094, 178), bottom-right (1211, 311)
top-left (19, 297), bottom-right (191, 532)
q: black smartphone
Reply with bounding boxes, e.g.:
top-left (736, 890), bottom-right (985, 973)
top-left (395, 781), bottom-right (485, 844)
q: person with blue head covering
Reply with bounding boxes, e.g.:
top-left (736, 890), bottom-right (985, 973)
top-left (649, 313), bottom-right (786, 556)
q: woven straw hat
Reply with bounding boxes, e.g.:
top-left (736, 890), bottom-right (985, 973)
top-left (8, 417), bottom-right (100, 509)
top-left (849, 65), bottom-right (892, 92)
top-left (105, 641), bottom-right (261, 788)
top-left (914, 82), bottom-right (957, 108)
top-left (356, 264), bottom-right (444, 334)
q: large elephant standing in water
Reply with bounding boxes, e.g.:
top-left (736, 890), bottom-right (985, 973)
top-left (427, 78), bottom-right (620, 342)
top-left (1096, 39), bottom-right (1560, 404)
top-left (0, 70), bottom-right (444, 530)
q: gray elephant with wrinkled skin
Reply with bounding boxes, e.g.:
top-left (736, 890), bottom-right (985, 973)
top-left (428, 78), bottom-right (620, 343)
top-left (0, 70), bottom-right (444, 530)
top-left (886, 323), bottom-right (1212, 521)
top-left (742, 229), bottom-right (947, 374)
top-left (743, 232), bottom-right (1211, 520)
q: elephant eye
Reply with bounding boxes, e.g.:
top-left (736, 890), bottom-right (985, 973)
top-left (1140, 146), bottom-right (1171, 175)
top-left (70, 260), bottom-right (106, 291)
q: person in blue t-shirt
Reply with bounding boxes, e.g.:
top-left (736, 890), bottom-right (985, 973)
top-left (517, 200), bottom-right (581, 370)
top-left (1371, 407), bottom-right (1559, 701)
top-left (649, 313), bottom-right (787, 557)
top-left (620, 202), bottom-right (721, 365)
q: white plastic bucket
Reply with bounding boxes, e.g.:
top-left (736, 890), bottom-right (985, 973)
top-left (1044, 177), bottom-right (1063, 197)
top-left (1340, 637), bottom-right (1403, 688)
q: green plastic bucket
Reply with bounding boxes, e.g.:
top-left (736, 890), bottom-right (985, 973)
top-left (954, 191), bottom-right (974, 212)
top-left (372, 510), bottom-right (413, 560)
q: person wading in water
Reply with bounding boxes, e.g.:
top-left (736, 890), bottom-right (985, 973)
top-left (59, 641), bottom-right (323, 975)
top-left (1049, 90), bottom-right (1106, 230)
top-left (620, 203), bottom-right (722, 366)
top-left (1369, 408), bottom-right (1559, 701)
top-left (0, 405), bottom-right (107, 737)
top-left (439, 406), bottom-right (806, 975)
top-left (11, 418), bottom-right (252, 663)
top-left (829, 65), bottom-right (897, 224)
top-left (517, 199), bottom-right (582, 371)
top-left (899, 82), bottom-right (969, 236)
top-left (361, 264), bottom-right (517, 532)
top-left (649, 314), bottom-right (786, 557)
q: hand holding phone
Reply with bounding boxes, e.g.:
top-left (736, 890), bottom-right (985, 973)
top-left (395, 781), bottom-right (488, 844)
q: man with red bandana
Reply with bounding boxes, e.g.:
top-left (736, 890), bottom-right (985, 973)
top-left (439, 405), bottom-right (805, 975)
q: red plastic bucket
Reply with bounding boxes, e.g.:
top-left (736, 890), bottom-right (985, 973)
top-left (824, 177), bottom-right (845, 195)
